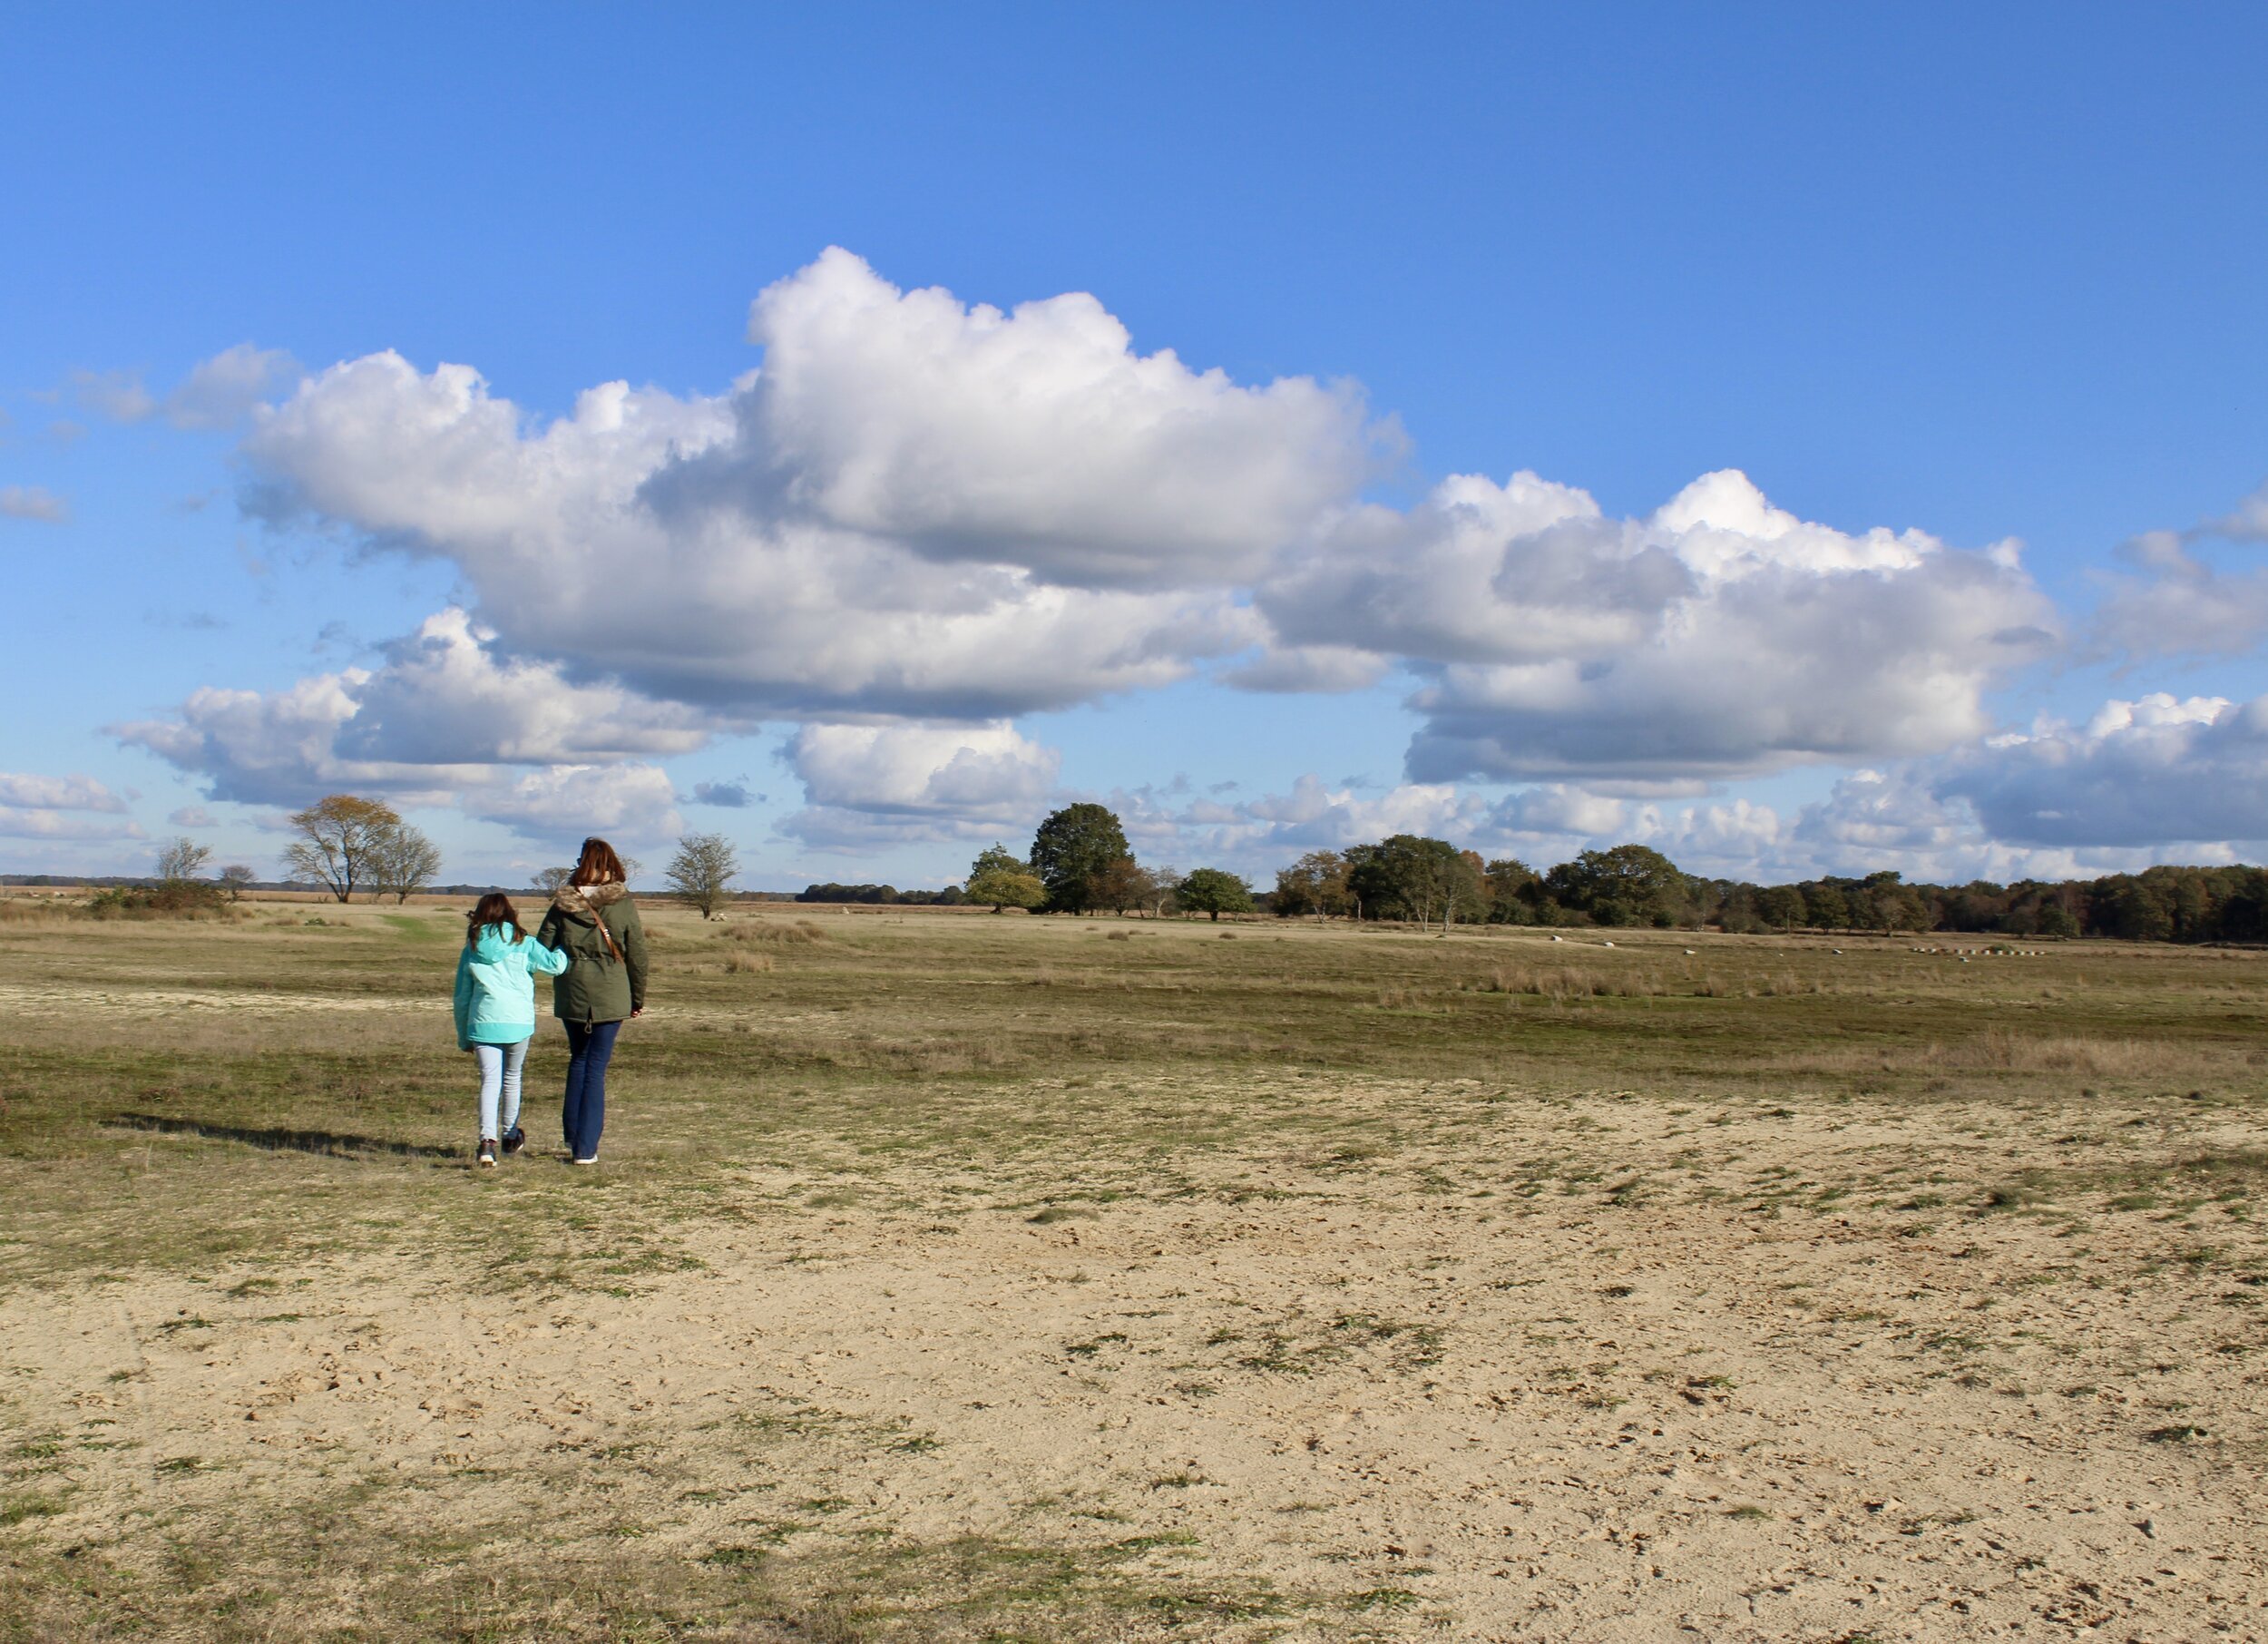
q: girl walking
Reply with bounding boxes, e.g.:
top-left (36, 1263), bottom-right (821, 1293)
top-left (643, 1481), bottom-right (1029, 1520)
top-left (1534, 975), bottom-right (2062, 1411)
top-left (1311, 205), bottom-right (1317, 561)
top-left (454, 892), bottom-right (570, 1169)
top-left (538, 837), bottom-right (649, 1165)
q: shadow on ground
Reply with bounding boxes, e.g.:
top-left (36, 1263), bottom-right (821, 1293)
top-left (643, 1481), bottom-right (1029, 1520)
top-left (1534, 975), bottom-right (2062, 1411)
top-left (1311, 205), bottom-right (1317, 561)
top-left (107, 1111), bottom-right (462, 1161)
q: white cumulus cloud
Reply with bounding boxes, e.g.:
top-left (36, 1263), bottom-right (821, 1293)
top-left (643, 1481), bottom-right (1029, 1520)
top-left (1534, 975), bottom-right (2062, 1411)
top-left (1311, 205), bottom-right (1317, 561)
top-left (240, 250), bottom-right (1365, 720)
top-left (1318, 470), bottom-right (2058, 782)
top-left (113, 610), bottom-right (722, 827)
top-left (1933, 693), bottom-right (2268, 850)
top-left (467, 762), bottom-right (683, 841)
top-left (0, 772), bottom-right (130, 812)
top-left (779, 720), bottom-right (1061, 847)
top-left (0, 771), bottom-right (140, 842)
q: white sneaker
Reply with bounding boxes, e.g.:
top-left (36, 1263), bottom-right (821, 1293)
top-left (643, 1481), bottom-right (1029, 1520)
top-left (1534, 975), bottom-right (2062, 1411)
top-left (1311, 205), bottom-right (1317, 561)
top-left (571, 1154), bottom-right (599, 1166)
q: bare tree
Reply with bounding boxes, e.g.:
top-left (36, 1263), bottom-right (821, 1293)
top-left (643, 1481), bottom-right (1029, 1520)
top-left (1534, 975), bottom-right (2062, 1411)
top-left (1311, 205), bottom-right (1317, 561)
top-left (219, 864), bottom-right (257, 902)
top-left (282, 795), bottom-right (400, 903)
top-left (367, 821), bottom-right (443, 904)
top-left (531, 866), bottom-right (575, 897)
top-left (156, 837), bottom-right (214, 884)
top-left (665, 832), bottom-right (739, 918)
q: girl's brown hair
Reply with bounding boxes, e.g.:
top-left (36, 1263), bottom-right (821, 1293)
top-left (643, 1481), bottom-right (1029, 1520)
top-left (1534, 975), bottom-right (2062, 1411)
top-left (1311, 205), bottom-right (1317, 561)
top-left (467, 892), bottom-right (526, 945)
top-left (572, 837), bottom-right (625, 886)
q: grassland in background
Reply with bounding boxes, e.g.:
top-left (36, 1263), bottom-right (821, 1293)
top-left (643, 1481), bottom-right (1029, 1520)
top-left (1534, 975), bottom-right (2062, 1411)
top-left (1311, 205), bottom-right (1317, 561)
top-left (1, 900), bottom-right (2263, 1639)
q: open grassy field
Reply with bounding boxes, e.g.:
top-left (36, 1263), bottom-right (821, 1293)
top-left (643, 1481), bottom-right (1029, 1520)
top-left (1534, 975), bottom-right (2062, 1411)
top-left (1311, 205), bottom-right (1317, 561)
top-left (3, 900), bottom-right (2265, 1641)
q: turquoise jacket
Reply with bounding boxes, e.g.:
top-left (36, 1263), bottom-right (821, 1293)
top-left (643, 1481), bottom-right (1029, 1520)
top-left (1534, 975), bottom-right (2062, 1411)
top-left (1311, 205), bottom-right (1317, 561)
top-left (454, 924), bottom-right (570, 1048)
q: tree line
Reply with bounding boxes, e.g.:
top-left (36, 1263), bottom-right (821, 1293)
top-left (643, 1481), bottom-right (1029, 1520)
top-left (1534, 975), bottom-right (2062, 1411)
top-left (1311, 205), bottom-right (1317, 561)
top-left (131, 791), bottom-right (2268, 944)
top-left (1272, 837), bottom-right (2268, 943)
top-left (904, 807), bottom-right (2268, 945)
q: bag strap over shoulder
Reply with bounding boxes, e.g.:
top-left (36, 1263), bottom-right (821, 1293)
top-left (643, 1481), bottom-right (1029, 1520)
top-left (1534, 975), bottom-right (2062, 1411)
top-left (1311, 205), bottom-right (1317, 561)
top-left (585, 894), bottom-right (623, 963)
top-left (557, 884), bottom-right (625, 964)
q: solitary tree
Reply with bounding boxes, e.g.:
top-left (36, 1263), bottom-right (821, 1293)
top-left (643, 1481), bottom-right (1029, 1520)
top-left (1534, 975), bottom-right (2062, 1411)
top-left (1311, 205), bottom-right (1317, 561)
top-left (666, 831), bottom-right (739, 918)
top-left (968, 843), bottom-right (1026, 885)
top-left (282, 795), bottom-right (400, 903)
top-left (967, 866), bottom-right (1046, 913)
top-left (219, 864), bottom-right (257, 902)
top-left (1029, 803), bottom-right (1131, 915)
top-left (1177, 867), bottom-right (1254, 923)
top-left (155, 837), bottom-right (213, 884)
top-left (531, 865), bottom-right (575, 896)
top-left (367, 821), bottom-right (443, 904)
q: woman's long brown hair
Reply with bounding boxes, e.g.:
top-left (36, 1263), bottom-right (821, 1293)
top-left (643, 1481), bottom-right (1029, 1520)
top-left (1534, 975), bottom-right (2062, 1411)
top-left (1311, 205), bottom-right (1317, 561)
top-left (572, 837), bottom-right (625, 886)
top-left (467, 892), bottom-right (526, 945)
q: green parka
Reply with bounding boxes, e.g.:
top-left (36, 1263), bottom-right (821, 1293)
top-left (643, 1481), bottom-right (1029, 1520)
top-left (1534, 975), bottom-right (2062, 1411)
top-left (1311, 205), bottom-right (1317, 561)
top-left (536, 881), bottom-right (649, 1024)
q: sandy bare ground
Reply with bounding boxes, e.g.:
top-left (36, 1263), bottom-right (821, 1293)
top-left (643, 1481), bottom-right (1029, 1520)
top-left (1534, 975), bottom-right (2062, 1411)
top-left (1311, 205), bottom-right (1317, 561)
top-left (10, 1073), bottom-right (2264, 1640)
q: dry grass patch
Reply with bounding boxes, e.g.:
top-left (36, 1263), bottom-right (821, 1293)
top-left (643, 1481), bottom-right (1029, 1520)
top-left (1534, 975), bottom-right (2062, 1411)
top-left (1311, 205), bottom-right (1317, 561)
top-left (721, 918), bottom-right (833, 946)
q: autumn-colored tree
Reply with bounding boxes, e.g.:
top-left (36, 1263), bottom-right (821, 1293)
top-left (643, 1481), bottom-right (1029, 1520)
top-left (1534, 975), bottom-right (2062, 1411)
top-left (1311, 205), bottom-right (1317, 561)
top-left (1089, 856), bottom-right (1148, 915)
top-left (1274, 850), bottom-right (1353, 918)
top-left (282, 795), bottom-right (401, 903)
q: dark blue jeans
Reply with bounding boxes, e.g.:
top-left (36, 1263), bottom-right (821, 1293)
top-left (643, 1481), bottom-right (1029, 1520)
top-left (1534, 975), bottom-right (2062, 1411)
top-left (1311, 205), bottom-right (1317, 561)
top-left (562, 1019), bottom-right (621, 1160)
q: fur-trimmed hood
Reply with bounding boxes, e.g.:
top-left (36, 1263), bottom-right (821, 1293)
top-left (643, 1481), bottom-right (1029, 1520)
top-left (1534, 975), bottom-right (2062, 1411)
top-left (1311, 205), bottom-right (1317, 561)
top-left (550, 879), bottom-right (627, 924)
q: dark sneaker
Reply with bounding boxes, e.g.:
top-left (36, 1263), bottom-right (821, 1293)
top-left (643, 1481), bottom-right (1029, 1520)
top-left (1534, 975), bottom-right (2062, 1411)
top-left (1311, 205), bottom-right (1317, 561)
top-left (501, 1126), bottom-right (526, 1157)
top-left (476, 1139), bottom-right (498, 1169)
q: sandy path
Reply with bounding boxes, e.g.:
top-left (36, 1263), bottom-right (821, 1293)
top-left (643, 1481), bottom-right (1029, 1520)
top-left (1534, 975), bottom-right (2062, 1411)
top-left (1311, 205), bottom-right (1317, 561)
top-left (10, 1095), bottom-right (2265, 1640)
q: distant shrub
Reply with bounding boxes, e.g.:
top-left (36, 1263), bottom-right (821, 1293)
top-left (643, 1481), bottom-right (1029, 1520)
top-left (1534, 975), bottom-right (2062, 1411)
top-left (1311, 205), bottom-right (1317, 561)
top-left (84, 883), bottom-right (240, 921)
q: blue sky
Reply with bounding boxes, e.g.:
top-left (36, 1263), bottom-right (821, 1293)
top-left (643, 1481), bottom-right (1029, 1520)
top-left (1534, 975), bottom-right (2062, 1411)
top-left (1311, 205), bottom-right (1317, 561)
top-left (5, 4), bottom-right (2266, 889)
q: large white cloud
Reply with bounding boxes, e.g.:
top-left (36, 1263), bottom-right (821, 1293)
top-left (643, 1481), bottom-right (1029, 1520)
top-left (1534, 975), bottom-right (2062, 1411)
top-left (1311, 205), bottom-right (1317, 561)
top-left (240, 250), bottom-right (1362, 719)
top-left (778, 720), bottom-right (1061, 848)
top-left (338, 609), bottom-right (717, 768)
top-left (466, 762), bottom-right (682, 841)
top-left (1255, 468), bottom-right (2054, 782)
top-left (681, 246), bottom-right (1379, 589)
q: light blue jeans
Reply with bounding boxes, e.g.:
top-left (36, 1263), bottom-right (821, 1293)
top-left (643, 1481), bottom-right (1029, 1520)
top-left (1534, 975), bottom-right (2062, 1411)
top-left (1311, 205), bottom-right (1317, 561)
top-left (474, 1039), bottom-right (530, 1142)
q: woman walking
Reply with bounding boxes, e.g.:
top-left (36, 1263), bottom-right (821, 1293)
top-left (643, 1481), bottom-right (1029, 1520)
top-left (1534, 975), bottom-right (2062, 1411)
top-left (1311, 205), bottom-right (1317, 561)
top-left (538, 837), bottom-right (649, 1165)
top-left (454, 892), bottom-right (570, 1169)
